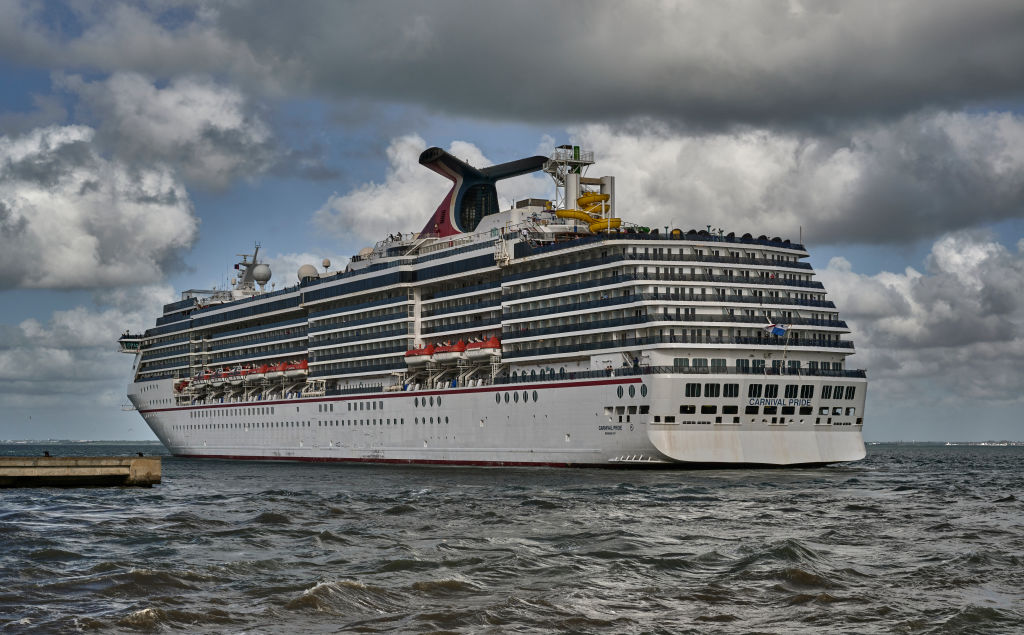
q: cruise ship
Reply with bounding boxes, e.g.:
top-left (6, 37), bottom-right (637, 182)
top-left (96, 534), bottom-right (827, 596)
top-left (120, 145), bottom-right (867, 467)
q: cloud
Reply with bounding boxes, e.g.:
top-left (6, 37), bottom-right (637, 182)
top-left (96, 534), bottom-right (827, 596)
top-left (7, 1), bottom-right (1024, 128)
top-left (569, 112), bottom-right (1024, 245)
top-left (0, 285), bottom-right (174, 406)
top-left (60, 72), bottom-right (274, 189)
top-left (0, 125), bottom-right (198, 289)
top-left (819, 231), bottom-right (1024, 402)
top-left (266, 251), bottom-right (351, 287)
top-left (313, 134), bottom-right (550, 244)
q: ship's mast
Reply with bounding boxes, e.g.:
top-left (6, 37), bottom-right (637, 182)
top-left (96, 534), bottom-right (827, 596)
top-left (543, 145), bottom-right (594, 210)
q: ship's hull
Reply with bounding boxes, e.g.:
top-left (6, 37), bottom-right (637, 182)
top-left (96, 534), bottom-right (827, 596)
top-left (131, 374), bottom-right (866, 468)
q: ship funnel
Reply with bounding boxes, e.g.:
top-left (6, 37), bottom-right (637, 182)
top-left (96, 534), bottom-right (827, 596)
top-left (419, 147), bottom-right (547, 237)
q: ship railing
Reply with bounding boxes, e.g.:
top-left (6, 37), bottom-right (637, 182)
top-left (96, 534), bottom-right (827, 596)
top-left (502, 316), bottom-right (850, 341)
top-left (422, 299), bottom-right (502, 318)
top-left (310, 326), bottom-right (410, 349)
top-left (421, 317), bottom-right (502, 336)
top-left (503, 335), bottom-right (854, 360)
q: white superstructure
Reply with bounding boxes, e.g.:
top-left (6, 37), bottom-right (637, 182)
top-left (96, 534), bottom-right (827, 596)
top-left (120, 145), bottom-right (866, 467)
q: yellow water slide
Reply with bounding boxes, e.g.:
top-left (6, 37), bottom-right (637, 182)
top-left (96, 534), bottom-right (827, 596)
top-left (554, 193), bottom-right (622, 233)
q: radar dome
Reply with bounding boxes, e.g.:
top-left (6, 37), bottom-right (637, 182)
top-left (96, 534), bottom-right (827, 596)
top-left (297, 264), bottom-right (318, 281)
top-left (322, 258), bottom-right (331, 269)
top-left (252, 264), bottom-right (272, 285)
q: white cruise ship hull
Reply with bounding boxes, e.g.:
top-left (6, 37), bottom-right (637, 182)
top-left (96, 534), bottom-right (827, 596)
top-left (131, 374), bottom-right (866, 467)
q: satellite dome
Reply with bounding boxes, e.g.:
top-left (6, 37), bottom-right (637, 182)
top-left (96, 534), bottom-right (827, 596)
top-left (322, 258), bottom-right (331, 269)
top-left (297, 264), bottom-right (318, 281)
top-left (252, 264), bottom-right (272, 285)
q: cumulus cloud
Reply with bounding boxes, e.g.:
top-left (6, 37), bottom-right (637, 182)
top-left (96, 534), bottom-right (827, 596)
top-left (0, 284), bottom-right (174, 407)
top-left (0, 125), bottom-right (198, 289)
top-left (314, 134), bottom-right (550, 243)
top-left (819, 232), bottom-right (1024, 402)
top-left (6, 1), bottom-right (1024, 128)
top-left (570, 112), bottom-right (1024, 245)
top-left (60, 72), bottom-right (274, 189)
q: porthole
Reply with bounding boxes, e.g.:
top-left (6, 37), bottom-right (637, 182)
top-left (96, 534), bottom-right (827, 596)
top-left (430, 416), bottom-right (434, 424)
top-left (513, 392), bottom-right (519, 403)
top-left (640, 384), bottom-right (648, 398)
top-left (415, 417), bottom-right (418, 424)
top-left (522, 391), bottom-right (528, 402)
top-left (429, 396), bottom-right (434, 407)
top-left (531, 370), bottom-right (537, 380)
top-left (445, 416), bottom-right (449, 424)
top-left (437, 397), bottom-right (442, 407)
top-left (504, 392), bottom-right (510, 403)
top-left (414, 397), bottom-right (419, 407)
top-left (532, 391), bottom-right (538, 402)
top-left (495, 393), bottom-right (501, 404)
top-left (629, 385), bottom-right (636, 398)
top-left (617, 386), bottom-right (624, 398)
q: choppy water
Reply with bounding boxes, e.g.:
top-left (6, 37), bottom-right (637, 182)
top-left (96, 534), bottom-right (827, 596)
top-left (1, 443), bottom-right (1022, 633)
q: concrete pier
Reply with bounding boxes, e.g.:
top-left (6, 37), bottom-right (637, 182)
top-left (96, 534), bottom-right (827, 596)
top-left (0, 456), bottom-right (161, 488)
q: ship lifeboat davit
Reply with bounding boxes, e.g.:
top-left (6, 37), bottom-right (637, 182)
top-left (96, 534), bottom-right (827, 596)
top-left (284, 359), bottom-right (308, 378)
top-left (405, 343), bottom-right (435, 367)
top-left (193, 369), bottom-right (213, 386)
top-left (466, 337), bottom-right (501, 361)
top-left (173, 379), bottom-right (190, 393)
top-left (228, 366), bottom-right (246, 386)
top-left (433, 340), bottom-right (467, 363)
top-left (245, 364), bottom-right (268, 383)
top-left (265, 362), bottom-right (287, 379)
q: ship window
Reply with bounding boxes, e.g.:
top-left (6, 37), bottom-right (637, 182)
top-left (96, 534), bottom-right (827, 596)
top-left (617, 386), bottom-right (624, 398)
top-left (674, 358), bottom-right (689, 368)
top-left (763, 406), bottom-right (778, 415)
top-left (664, 416), bottom-right (676, 423)
top-left (845, 386), bottom-right (856, 400)
top-left (429, 396), bottom-right (434, 407)
top-left (833, 385), bottom-right (844, 397)
top-left (628, 385), bottom-right (636, 398)
top-left (782, 406), bottom-right (795, 415)
top-left (640, 384), bottom-right (648, 397)
top-left (700, 405), bottom-right (717, 414)
top-left (819, 407), bottom-right (829, 415)
top-left (513, 392), bottom-right (519, 403)
top-left (654, 416), bottom-right (661, 422)
top-left (800, 406), bottom-right (813, 415)
top-left (639, 405), bottom-right (649, 414)
top-left (680, 405), bottom-right (696, 414)
top-left (704, 383), bottom-right (720, 397)
top-left (723, 383), bottom-right (739, 397)
top-left (723, 405), bottom-right (738, 415)
top-left (522, 391), bottom-right (528, 402)
top-left (496, 393), bottom-right (501, 404)
top-left (531, 370), bottom-right (537, 380)
top-left (559, 367), bottom-right (566, 379)
top-left (504, 392), bottom-right (510, 403)
top-left (821, 385), bottom-right (832, 399)
top-left (846, 407), bottom-right (856, 416)
top-left (764, 384), bottom-right (779, 398)
top-left (685, 383), bottom-right (701, 397)
top-left (748, 384), bottom-right (762, 398)
top-left (533, 391), bottom-right (538, 402)
top-left (800, 385), bottom-right (814, 399)
top-left (833, 407), bottom-right (842, 415)
top-left (784, 385), bottom-right (798, 399)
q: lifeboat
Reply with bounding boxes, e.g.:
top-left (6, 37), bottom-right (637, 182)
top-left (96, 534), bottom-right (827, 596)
top-left (173, 379), bottom-right (190, 393)
top-left (433, 340), bottom-right (467, 363)
top-left (192, 369), bottom-right (213, 386)
top-left (228, 366), bottom-right (246, 386)
top-left (210, 368), bottom-right (229, 387)
top-left (284, 359), bottom-right (308, 378)
top-left (404, 343), bottom-right (435, 366)
top-left (466, 336), bottom-right (501, 361)
top-left (265, 362), bottom-right (287, 379)
top-left (245, 364), bottom-right (268, 383)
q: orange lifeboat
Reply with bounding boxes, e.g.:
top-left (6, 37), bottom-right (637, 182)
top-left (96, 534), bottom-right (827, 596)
top-left (433, 340), bottom-right (467, 363)
top-left (405, 343), bottom-right (435, 366)
top-left (245, 364), bottom-right (269, 383)
top-left (284, 359), bottom-right (308, 378)
top-left (466, 336), bottom-right (501, 361)
top-left (265, 362), bottom-right (287, 379)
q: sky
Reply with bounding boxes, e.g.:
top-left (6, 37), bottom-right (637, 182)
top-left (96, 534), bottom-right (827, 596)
top-left (1, 0), bottom-right (1023, 442)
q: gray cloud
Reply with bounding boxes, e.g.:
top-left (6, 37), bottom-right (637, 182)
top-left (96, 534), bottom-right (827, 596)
top-left (570, 112), bottom-right (1024, 246)
top-left (4, 2), bottom-right (1024, 129)
top-left (0, 125), bottom-right (198, 289)
top-left (818, 232), bottom-right (1024, 402)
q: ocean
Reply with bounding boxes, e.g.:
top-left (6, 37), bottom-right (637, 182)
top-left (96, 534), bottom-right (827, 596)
top-left (1, 443), bottom-right (1021, 633)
